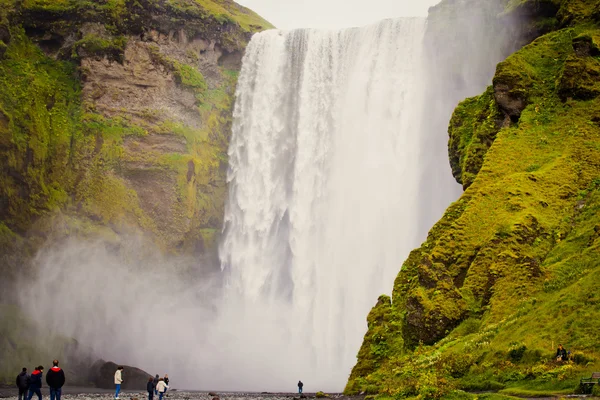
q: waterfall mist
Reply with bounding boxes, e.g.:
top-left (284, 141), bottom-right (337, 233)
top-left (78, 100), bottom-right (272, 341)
top-left (17, 9), bottom-right (519, 393)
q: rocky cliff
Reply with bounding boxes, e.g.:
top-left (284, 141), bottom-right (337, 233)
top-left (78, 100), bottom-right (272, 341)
top-left (347, 0), bottom-right (600, 398)
top-left (0, 0), bottom-right (272, 289)
top-left (0, 0), bottom-right (271, 385)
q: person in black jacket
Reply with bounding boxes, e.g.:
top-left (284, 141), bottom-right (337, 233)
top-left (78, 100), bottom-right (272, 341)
top-left (46, 360), bottom-right (66, 400)
top-left (27, 366), bottom-right (44, 400)
top-left (556, 344), bottom-right (568, 361)
top-left (147, 377), bottom-right (154, 400)
top-left (16, 367), bottom-right (29, 400)
top-left (298, 380), bottom-right (303, 394)
top-left (153, 374), bottom-right (159, 395)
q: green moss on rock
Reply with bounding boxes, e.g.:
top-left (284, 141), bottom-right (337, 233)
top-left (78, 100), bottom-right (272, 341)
top-left (558, 53), bottom-right (600, 101)
top-left (73, 34), bottom-right (127, 62)
top-left (449, 87), bottom-right (504, 189)
top-left (0, 0), bottom-right (268, 260)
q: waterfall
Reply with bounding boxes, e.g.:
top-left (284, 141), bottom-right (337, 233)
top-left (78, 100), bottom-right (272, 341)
top-left (13, 8), bottom-right (519, 394)
top-left (219, 18), bottom-right (444, 390)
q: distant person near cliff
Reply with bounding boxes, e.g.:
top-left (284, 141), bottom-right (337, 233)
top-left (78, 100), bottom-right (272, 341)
top-left (556, 344), bottom-right (568, 361)
top-left (114, 366), bottom-right (124, 399)
top-left (27, 366), bottom-right (44, 400)
top-left (46, 360), bottom-right (66, 400)
top-left (147, 377), bottom-right (154, 400)
top-left (16, 367), bottom-right (30, 400)
top-left (153, 374), bottom-right (159, 395)
top-left (163, 374), bottom-right (169, 392)
top-left (156, 378), bottom-right (169, 400)
top-left (298, 381), bottom-right (303, 394)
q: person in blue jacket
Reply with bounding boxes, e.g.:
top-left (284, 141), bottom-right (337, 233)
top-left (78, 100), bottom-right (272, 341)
top-left (147, 377), bottom-right (154, 400)
top-left (27, 366), bottom-right (44, 400)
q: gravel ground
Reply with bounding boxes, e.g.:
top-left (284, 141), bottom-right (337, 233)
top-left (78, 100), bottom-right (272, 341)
top-left (0, 389), bottom-right (359, 400)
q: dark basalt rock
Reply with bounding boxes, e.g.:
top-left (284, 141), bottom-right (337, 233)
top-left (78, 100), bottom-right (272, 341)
top-left (493, 82), bottom-right (527, 123)
top-left (88, 360), bottom-right (152, 390)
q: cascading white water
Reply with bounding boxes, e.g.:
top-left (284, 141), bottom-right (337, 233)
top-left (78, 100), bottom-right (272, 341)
top-left (219, 18), bottom-right (433, 389)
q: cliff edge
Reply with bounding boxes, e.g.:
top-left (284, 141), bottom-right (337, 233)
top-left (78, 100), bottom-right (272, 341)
top-left (0, 0), bottom-right (273, 284)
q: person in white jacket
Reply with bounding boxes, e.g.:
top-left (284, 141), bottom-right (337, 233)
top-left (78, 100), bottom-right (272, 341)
top-left (114, 367), bottom-right (124, 399)
top-left (156, 378), bottom-right (169, 400)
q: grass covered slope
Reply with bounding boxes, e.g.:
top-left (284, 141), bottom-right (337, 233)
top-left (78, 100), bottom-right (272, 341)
top-left (346, 1), bottom-right (600, 399)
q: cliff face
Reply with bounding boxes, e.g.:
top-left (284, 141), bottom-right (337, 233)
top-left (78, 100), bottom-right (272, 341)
top-left (0, 0), bottom-right (272, 285)
top-left (347, 1), bottom-right (600, 398)
top-left (0, 0), bottom-right (271, 385)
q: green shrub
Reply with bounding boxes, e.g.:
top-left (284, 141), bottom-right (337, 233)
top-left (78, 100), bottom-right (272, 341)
top-left (572, 351), bottom-right (594, 365)
top-left (508, 344), bottom-right (527, 362)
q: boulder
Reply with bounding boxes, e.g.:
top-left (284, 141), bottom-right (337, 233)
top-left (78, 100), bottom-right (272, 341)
top-left (89, 360), bottom-right (152, 390)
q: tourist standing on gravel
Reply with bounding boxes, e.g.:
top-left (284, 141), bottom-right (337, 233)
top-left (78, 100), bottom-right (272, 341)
top-left (163, 374), bottom-right (169, 392)
top-left (26, 366), bottom-right (44, 400)
top-left (16, 367), bottom-right (30, 400)
top-left (46, 360), bottom-right (66, 400)
top-left (156, 378), bottom-right (169, 400)
top-left (114, 366), bottom-right (124, 399)
top-left (153, 374), bottom-right (159, 395)
top-left (147, 377), bottom-right (154, 400)
top-left (298, 380), bottom-right (303, 394)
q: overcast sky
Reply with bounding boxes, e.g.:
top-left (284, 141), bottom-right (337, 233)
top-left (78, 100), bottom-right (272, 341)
top-left (236, 0), bottom-right (442, 30)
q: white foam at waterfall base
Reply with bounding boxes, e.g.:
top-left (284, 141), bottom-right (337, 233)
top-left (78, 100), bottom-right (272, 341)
top-left (218, 18), bottom-right (429, 390)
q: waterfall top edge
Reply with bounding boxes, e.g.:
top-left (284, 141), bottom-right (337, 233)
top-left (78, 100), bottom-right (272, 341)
top-left (254, 16), bottom-right (426, 36)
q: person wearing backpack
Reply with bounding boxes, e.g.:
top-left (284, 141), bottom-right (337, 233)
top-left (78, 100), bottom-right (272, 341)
top-left (16, 367), bottom-right (30, 400)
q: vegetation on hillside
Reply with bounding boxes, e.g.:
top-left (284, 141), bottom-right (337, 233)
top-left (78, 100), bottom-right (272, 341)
top-left (0, 0), bottom-right (270, 383)
top-left (347, 0), bottom-right (600, 398)
top-left (0, 0), bottom-right (271, 264)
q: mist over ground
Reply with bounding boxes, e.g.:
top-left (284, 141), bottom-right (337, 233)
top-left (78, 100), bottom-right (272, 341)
top-left (19, 236), bottom-right (317, 392)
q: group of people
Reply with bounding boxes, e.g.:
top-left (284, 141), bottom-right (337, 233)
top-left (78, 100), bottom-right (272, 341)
top-left (16, 361), bottom-right (168, 400)
top-left (147, 374), bottom-right (169, 400)
top-left (15, 360), bottom-right (66, 400)
top-left (113, 367), bottom-right (170, 400)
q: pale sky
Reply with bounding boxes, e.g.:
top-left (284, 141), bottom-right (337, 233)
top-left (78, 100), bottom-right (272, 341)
top-left (236, 0), bottom-right (443, 30)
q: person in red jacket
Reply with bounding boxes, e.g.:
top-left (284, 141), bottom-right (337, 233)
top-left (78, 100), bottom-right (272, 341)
top-left (46, 360), bottom-right (66, 400)
top-left (26, 366), bottom-right (44, 400)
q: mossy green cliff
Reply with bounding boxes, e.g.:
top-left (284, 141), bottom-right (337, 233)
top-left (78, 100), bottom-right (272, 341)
top-left (0, 0), bottom-right (271, 385)
top-left (347, 1), bottom-right (600, 398)
top-left (0, 0), bottom-right (273, 276)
